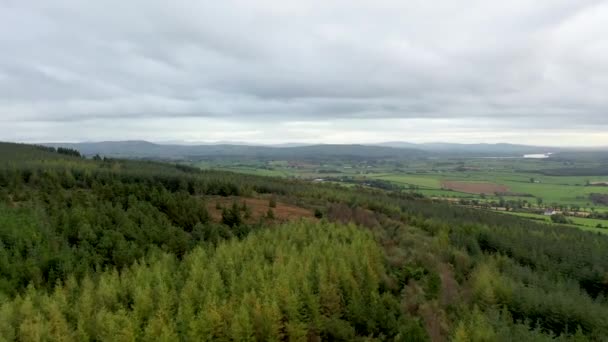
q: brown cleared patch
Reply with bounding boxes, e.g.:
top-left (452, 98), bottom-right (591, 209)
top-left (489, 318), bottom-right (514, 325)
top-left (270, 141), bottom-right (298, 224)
top-left (441, 180), bottom-right (509, 195)
top-left (327, 203), bottom-right (380, 228)
top-left (206, 196), bottom-right (315, 223)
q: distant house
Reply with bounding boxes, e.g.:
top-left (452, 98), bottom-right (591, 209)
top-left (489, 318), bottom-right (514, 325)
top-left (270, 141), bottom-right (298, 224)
top-left (312, 178), bottom-right (325, 183)
top-left (544, 209), bottom-right (557, 216)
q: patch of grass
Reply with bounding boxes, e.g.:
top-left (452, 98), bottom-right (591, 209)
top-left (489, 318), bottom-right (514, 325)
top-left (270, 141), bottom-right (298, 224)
top-left (369, 174), bottom-right (441, 188)
top-left (504, 211), bottom-right (608, 234)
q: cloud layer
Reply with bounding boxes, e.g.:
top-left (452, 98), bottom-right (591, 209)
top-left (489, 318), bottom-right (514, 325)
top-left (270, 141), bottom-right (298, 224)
top-left (1, 0), bottom-right (607, 145)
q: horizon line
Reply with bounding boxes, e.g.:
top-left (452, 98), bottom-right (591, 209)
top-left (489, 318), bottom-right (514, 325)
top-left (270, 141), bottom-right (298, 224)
top-left (8, 139), bottom-right (608, 149)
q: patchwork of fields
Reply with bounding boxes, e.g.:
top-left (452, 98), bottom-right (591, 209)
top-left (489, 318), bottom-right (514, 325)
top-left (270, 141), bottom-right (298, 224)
top-left (194, 157), bottom-right (608, 213)
top-left (369, 171), bottom-right (608, 209)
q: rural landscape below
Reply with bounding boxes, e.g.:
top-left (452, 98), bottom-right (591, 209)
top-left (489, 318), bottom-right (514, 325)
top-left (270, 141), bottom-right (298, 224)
top-left (1, 140), bottom-right (607, 341)
top-left (2, 0), bottom-right (608, 341)
top-left (43, 140), bottom-right (608, 233)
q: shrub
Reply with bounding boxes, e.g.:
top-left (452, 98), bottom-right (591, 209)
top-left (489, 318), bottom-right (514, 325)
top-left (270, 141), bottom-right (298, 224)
top-left (550, 214), bottom-right (569, 224)
top-left (266, 208), bottom-right (275, 219)
top-left (314, 208), bottom-right (323, 218)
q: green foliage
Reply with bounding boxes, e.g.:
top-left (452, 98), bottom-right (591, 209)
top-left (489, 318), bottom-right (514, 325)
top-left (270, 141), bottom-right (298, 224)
top-left (222, 202), bottom-right (243, 228)
top-left (0, 142), bottom-right (80, 162)
top-left (56, 147), bottom-right (82, 158)
top-left (314, 208), bottom-right (323, 218)
top-left (550, 213), bottom-right (570, 224)
top-left (2, 142), bottom-right (608, 340)
top-left (0, 222), bottom-right (394, 340)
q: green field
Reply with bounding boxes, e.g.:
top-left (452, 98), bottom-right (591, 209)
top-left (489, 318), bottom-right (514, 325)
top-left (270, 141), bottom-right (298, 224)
top-left (193, 157), bottom-right (608, 211)
top-left (370, 174), bottom-right (441, 189)
top-left (367, 171), bottom-right (608, 208)
top-left (194, 157), bottom-right (608, 235)
top-left (503, 211), bottom-right (608, 234)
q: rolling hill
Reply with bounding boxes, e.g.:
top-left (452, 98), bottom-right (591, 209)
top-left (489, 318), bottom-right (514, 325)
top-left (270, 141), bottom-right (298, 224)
top-left (45, 141), bottom-right (428, 160)
top-left (45, 140), bottom-right (604, 160)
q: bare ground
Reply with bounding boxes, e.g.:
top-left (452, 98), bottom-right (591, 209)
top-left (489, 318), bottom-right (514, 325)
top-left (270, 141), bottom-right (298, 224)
top-left (207, 196), bottom-right (315, 223)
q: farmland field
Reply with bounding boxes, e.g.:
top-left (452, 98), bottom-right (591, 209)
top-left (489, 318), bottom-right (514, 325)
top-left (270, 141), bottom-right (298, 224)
top-left (440, 180), bottom-right (509, 194)
top-left (193, 154), bottom-right (608, 235)
top-left (194, 156), bottom-right (608, 215)
top-left (370, 174), bottom-right (441, 188)
top-left (503, 211), bottom-right (608, 234)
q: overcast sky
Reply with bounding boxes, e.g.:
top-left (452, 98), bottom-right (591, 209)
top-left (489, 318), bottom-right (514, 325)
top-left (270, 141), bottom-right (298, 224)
top-left (1, 0), bottom-right (607, 146)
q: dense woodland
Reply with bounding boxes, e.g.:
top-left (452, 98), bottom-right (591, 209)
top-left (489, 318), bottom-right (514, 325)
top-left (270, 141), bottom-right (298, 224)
top-left (1, 142), bottom-right (608, 341)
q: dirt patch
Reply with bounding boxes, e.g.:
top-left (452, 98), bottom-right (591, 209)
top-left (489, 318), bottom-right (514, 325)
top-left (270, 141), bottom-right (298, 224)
top-left (590, 193), bottom-right (608, 205)
top-left (441, 181), bottom-right (509, 195)
top-left (207, 196), bottom-right (315, 223)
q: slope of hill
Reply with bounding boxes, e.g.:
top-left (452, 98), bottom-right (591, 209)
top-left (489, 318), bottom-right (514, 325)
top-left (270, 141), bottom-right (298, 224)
top-left (1, 142), bottom-right (608, 340)
top-left (0, 142), bottom-right (81, 162)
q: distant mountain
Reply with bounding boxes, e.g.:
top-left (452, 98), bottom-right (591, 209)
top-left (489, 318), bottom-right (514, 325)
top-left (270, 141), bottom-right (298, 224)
top-left (144, 141), bottom-right (313, 148)
top-left (266, 143), bottom-right (312, 148)
top-left (45, 141), bottom-right (427, 160)
top-left (44, 140), bottom-right (606, 160)
top-left (282, 144), bottom-right (426, 159)
top-left (374, 142), bottom-right (420, 149)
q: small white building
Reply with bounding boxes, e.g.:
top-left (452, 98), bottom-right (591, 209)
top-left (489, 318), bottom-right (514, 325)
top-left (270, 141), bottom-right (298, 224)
top-left (544, 209), bottom-right (557, 216)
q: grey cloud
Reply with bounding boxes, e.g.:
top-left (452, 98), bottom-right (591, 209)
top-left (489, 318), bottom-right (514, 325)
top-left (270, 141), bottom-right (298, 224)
top-left (0, 0), bottom-right (607, 143)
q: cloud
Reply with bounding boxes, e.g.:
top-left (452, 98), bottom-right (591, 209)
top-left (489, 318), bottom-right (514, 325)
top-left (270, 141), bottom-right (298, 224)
top-left (0, 0), bottom-right (607, 144)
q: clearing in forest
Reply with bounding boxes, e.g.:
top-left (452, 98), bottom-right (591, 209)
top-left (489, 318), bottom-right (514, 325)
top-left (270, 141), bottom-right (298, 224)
top-left (441, 180), bottom-right (509, 195)
top-left (207, 196), bottom-right (314, 222)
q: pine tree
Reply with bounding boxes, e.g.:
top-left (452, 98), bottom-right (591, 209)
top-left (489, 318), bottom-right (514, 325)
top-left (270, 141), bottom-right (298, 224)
top-left (0, 302), bottom-right (16, 341)
top-left (230, 302), bottom-right (255, 341)
top-left (143, 311), bottom-right (179, 342)
top-left (452, 321), bottom-right (470, 342)
top-left (46, 301), bottom-right (73, 342)
top-left (266, 208), bottom-right (275, 220)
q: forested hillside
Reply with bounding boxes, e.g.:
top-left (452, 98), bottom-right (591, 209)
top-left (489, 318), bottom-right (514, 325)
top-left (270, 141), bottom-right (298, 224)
top-left (1, 142), bottom-right (608, 341)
